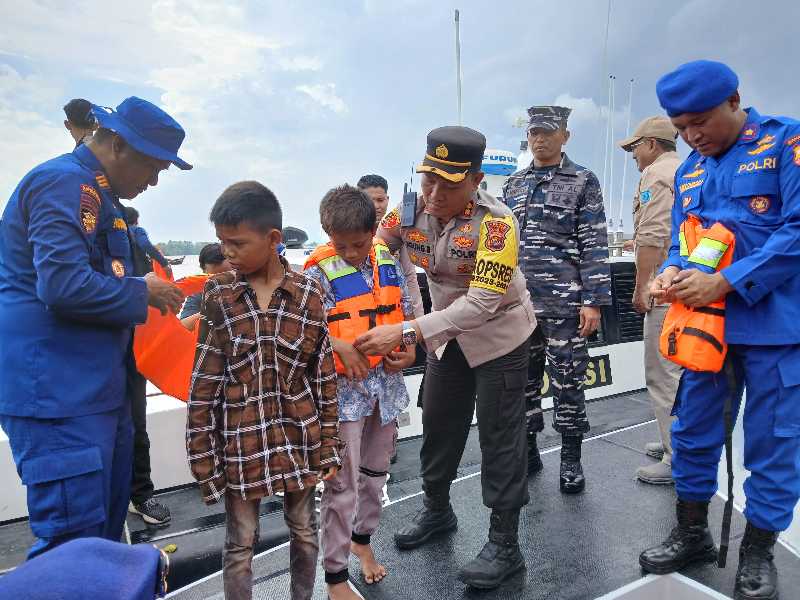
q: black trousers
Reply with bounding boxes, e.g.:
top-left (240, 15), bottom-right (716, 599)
top-left (420, 338), bottom-right (530, 510)
top-left (128, 365), bottom-right (154, 504)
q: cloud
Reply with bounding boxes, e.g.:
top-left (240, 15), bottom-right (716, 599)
top-left (2, 0), bottom-right (800, 241)
top-left (295, 83), bottom-right (348, 114)
top-left (277, 56), bottom-right (323, 72)
top-left (0, 65), bottom-right (68, 195)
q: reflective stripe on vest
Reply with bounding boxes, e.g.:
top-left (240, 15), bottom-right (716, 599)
top-left (679, 230), bottom-right (689, 257)
top-left (688, 236), bottom-right (729, 269)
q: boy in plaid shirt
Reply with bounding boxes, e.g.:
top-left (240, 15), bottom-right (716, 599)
top-left (187, 181), bottom-right (340, 600)
top-left (304, 185), bottom-right (415, 599)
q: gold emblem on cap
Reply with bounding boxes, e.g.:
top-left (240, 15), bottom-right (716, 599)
top-left (435, 144), bottom-right (449, 159)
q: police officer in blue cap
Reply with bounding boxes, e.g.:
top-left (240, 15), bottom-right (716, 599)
top-left (639, 60), bottom-right (800, 600)
top-left (0, 97), bottom-right (189, 558)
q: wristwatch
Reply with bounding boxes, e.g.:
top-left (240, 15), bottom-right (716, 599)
top-left (402, 322), bottom-right (418, 347)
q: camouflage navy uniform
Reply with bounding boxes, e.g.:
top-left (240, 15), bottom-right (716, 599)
top-left (503, 109), bottom-right (611, 439)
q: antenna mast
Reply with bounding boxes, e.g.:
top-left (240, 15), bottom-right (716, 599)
top-left (618, 78), bottom-right (634, 232)
top-left (455, 9), bottom-right (463, 125)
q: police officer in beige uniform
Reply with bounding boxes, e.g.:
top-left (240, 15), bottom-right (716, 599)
top-left (619, 116), bottom-right (683, 484)
top-left (355, 126), bottom-right (537, 589)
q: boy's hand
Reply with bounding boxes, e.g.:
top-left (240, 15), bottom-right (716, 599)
top-left (383, 345), bottom-right (416, 374)
top-left (332, 338), bottom-right (371, 380)
top-left (321, 466), bottom-right (339, 481)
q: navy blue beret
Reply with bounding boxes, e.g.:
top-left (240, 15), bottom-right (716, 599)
top-left (656, 60), bottom-right (739, 117)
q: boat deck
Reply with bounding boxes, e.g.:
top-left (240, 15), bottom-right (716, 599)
top-left (166, 391), bottom-right (800, 599)
top-left (3, 390), bottom-right (798, 598)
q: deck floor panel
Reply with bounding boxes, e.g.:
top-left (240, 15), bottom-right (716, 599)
top-left (349, 421), bottom-right (800, 600)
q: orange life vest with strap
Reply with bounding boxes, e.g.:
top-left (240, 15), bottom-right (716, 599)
top-left (304, 238), bottom-right (404, 374)
top-left (659, 214), bottom-right (735, 372)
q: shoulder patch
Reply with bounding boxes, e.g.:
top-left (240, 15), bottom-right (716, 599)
top-left (381, 206), bottom-right (401, 229)
top-left (785, 134), bottom-right (800, 146)
top-left (470, 214), bottom-right (517, 294)
top-left (79, 185), bottom-right (100, 234)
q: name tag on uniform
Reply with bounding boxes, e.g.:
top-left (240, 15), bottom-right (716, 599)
top-left (401, 192), bottom-right (417, 227)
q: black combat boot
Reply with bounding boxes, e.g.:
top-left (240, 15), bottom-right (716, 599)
top-left (393, 489), bottom-right (457, 550)
top-left (559, 434), bottom-right (585, 493)
top-left (639, 499), bottom-right (718, 574)
top-left (527, 431), bottom-right (543, 476)
top-left (458, 509), bottom-right (525, 589)
top-left (734, 522), bottom-right (779, 600)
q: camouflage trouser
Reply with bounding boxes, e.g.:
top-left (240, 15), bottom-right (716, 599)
top-left (525, 317), bottom-right (590, 435)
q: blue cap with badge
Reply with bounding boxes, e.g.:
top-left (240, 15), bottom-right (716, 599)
top-left (656, 60), bottom-right (739, 118)
top-left (91, 97), bottom-right (192, 170)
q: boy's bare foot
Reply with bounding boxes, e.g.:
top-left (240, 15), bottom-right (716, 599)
top-left (351, 541), bottom-right (387, 584)
top-left (327, 581), bottom-right (361, 599)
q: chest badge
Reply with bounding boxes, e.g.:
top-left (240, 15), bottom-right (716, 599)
top-left (461, 199), bottom-right (475, 218)
top-left (640, 189), bottom-right (652, 204)
top-left (419, 256), bottom-right (430, 269)
top-left (452, 235), bottom-right (475, 250)
top-left (748, 134), bottom-right (776, 156)
top-left (456, 263), bottom-right (473, 274)
top-left (793, 145), bottom-right (800, 167)
top-left (750, 196), bottom-right (770, 214)
top-left (111, 259), bottom-right (126, 277)
top-left (484, 220), bottom-right (511, 251)
top-left (682, 196), bottom-right (692, 208)
top-left (740, 126), bottom-right (758, 142)
top-left (682, 168), bottom-right (705, 179)
top-left (406, 230), bottom-right (429, 243)
top-left (458, 222), bottom-right (474, 234)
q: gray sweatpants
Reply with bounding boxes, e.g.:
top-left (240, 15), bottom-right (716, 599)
top-left (644, 304), bottom-right (682, 464)
top-left (320, 409), bottom-right (397, 579)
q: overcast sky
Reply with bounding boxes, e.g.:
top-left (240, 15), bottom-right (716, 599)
top-left (2, 0), bottom-right (799, 244)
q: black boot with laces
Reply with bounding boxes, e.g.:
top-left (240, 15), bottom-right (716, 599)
top-left (559, 433), bottom-right (585, 493)
top-left (734, 522), bottom-right (779, 600)
top-left (639, 499), bottom-right (718, 574)
top-left (458, 509), bottom-right (525, 589)
top-left (393, 490), bottom-right (457, 550)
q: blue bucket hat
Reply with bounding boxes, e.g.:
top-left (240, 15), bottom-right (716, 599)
top-left (91, 97), bottom-right (192, 170)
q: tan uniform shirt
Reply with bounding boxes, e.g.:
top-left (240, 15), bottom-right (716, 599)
top-left (377, 189), bottom-right (537, 367)
top-left (633, 150), bottom-right (682, 262)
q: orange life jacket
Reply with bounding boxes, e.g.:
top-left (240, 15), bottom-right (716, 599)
top-left (304, 239), bottom-right (404, 374)
top-left (659, 215), bottom-right (735, 372)
top-left (133, 272), bottom-right (209, 401)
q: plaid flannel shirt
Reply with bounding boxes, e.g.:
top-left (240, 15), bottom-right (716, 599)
top-left (186, 260), bottom-right (340, 504)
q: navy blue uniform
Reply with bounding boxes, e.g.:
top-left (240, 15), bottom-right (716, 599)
top-left (0, 144), bottom-right (148, 557)
top-left (665, 108), bottom-right (800, 532)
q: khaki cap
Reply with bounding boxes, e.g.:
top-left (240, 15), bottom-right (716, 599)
top-left (618, 116), bottom-right (678, 151)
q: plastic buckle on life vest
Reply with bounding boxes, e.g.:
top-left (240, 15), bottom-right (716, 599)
top-left (668, 330), bottom-right (678, 356)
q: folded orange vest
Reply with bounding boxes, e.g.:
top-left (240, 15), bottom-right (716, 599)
top-left (304, 239), bottom-right (404, 374)
top-left (659, 215), bottom-right (735, 372)
top-left (133, 272), bottom-right (208, 401)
